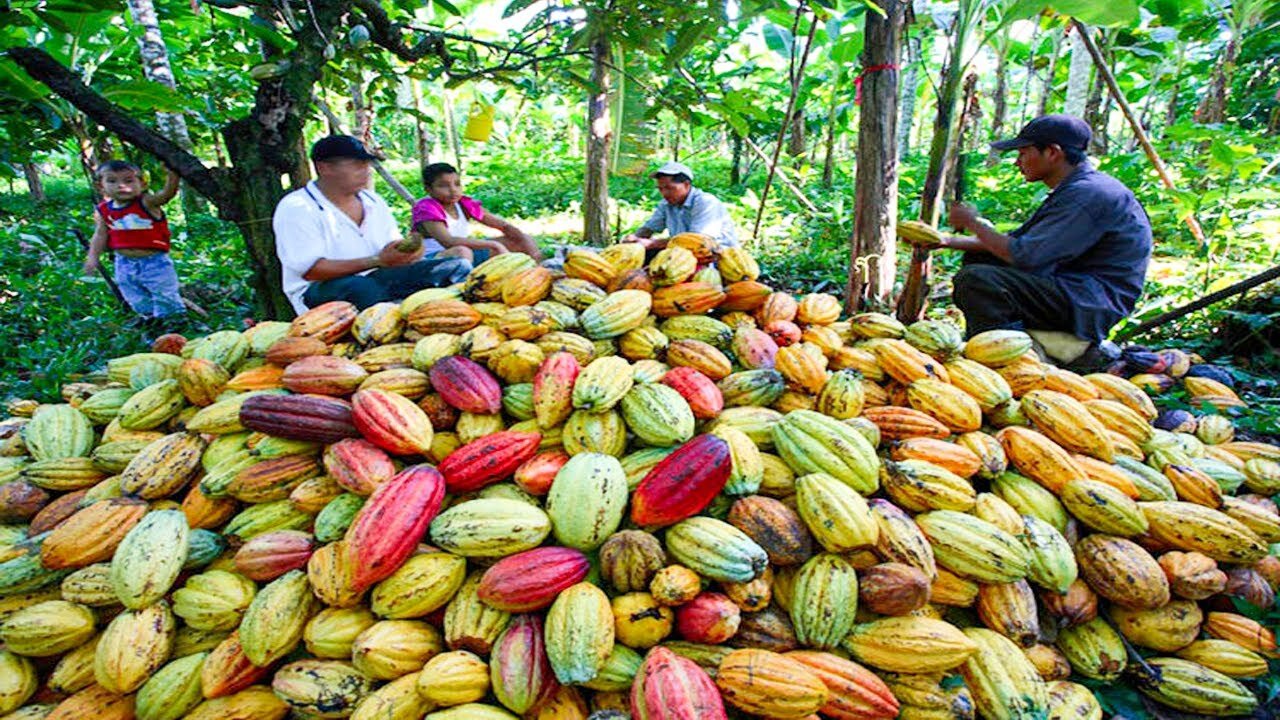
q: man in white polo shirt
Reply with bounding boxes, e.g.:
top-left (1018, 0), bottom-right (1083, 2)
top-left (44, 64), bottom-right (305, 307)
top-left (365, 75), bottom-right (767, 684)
top-left (272, 135), bottom-right (471, 314)
top-left (623, 161), bottom-right (739, 249)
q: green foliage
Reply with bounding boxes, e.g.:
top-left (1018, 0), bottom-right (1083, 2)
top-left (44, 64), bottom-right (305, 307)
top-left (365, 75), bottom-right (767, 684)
top-left (0, 177), bottom-right (251, 401)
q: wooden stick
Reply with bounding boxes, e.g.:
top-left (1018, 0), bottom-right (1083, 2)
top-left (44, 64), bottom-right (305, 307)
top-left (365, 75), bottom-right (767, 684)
top-left (1072, 20), bottom-right (1207, 246)
top-left (753, 7), bottom-right (819, 239)
top-left (1116, 263), bottom-right (1280, 340)
top-left (673, 65), bottom-right (819, 215)
top-left (313, 95), bottom-right (417, 205)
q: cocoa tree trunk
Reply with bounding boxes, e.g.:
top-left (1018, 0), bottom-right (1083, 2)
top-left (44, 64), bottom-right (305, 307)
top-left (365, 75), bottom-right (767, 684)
top-left (821, 69), bottom-right (842, 187)
top-left (410, 78), bottom-right (431, 167)
top-left (350, 77), bottom-right (374, 147)
top-left (919, 54), bottom-right (965, 226)
top-left (787, 96), bottom-right (807, 158)
top-left (1164, 41), bottom-right (1187, 133)
top-left (897, 33), bottom-right (921, 159)
top-left (1016, 18), bottom-right (1042, 126)
top-left (442, 89), bottom-right (463, 170)
top-left (1196, 38), bottom-right (1237, 124)
top-left (583, 35), bottom-right (612, 246)
top-left (126, 0), bottom-right (206, 216)
top-left (847, 0), bottom-right (904, 312)
top-left (986, 27), bottom-right (1011, 165)
top-left (22, 162), bottom-right (45, 203)
top-left (730, 129), bottom-right (743, 186)
top-left (1063, 25), bottom-right (1091, 117)
top-left (1037, 28), bottom-right (1064, 117)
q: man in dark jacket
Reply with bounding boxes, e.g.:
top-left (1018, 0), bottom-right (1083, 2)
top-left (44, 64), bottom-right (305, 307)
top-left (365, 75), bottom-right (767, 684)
top-left (937, 115), bottom-right (1152, 368)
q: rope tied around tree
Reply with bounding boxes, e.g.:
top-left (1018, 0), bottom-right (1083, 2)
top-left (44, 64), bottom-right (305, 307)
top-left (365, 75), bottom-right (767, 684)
top-left (854, 63), bottom-right (899, 105)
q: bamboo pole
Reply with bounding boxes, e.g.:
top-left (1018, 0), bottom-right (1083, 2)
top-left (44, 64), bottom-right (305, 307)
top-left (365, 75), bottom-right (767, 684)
top-left (1072, 20), bottom-right (1207, 246)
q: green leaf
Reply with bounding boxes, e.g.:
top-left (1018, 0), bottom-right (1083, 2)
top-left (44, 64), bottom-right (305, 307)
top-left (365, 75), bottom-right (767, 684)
top-left (100, 79), bottom-right (193, 113)
top-left (0, 58), bottom-right (49, 101)
top-left (1006, 0), bottom-right (1048, 21)
top-left (433, 0), bottom-right (463, 16)
top-left (1050, 0), bottom-right (1139, 26)
top-left (763, 23), bottom-right (794, 57)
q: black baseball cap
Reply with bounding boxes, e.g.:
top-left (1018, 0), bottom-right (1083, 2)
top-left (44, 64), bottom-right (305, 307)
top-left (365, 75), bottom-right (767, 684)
top-left (991, 114), bottom-right (1091, 152)
top-left (310, 135), bottom-right (379, 162)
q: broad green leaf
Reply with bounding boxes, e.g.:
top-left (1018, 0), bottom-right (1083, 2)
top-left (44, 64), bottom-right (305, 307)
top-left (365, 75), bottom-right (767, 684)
top-left (763, 23), bottom-right (794, 57)
top-left (100, 79), bottom-right (192, 113)
top-left (1049, 0), bottom-right (1139, 26)
top-left (0, 58), bottom-right (49, 100)
top-left (433, 0), bottom-right (463, 16)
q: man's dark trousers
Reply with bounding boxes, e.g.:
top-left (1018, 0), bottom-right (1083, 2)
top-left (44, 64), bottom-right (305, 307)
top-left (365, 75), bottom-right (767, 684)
top-left (951, 255), bottom-right (1076, 340)
top-left (303, 256), bottom-right (471, 310)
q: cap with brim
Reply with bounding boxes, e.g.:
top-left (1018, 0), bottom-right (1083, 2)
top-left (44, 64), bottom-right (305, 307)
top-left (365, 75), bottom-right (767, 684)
top-left (991, 114), bottom-right (1091, 153)
top-left (990, 137), bottom-right (1035, 151)
top-left (311, 135), bottom-right (379, 162)
top-left (651, 161), bottom-right (693, 180)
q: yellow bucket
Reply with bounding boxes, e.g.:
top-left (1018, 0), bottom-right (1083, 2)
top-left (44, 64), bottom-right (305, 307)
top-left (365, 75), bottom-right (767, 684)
top-left (464, 103), bottom-right (495, 142)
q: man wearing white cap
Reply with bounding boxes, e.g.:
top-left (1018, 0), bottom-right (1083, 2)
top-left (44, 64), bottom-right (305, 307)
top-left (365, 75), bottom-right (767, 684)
top-left (623, 161), bottom-right (739, 249)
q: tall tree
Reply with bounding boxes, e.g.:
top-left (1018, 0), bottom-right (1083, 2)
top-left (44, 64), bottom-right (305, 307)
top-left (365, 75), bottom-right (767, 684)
top-left (897, 33), bottom-right (921, 158)
top-left (1036, 27), bottom-right (1064, 116)
top-left (985, 25), bottom-right (1012, 164)
top-left (917, 0), bottom-right (986, 227)
top-left (847, 0), bottom-right (905, 312)
top-left (126, 0), bottom-right (203, 214)
top-left (583, 35), bottom-right (612, 245)
top-left (1063, 24), bottom-right (1091, 117)
top-left (1196, 0), bottom-right (1269, 124)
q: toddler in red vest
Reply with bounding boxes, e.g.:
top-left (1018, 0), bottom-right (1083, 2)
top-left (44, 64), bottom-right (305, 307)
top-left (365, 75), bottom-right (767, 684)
top-left (83, 160), bottom-right (185, 326)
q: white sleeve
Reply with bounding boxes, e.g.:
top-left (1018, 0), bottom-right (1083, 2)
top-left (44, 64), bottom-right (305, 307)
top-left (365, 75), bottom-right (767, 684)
top-left (273, 196), bottom-right (326, 278)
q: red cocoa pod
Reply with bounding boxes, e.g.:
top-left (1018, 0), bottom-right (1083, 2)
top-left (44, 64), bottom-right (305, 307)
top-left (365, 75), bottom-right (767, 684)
top-left (288, 300), bottom-right (358, 344)
top-left (631, 434), bottom-right (731, 527)
top-left (323, 438), bottom-right (396, 495)
top-left (343, 464), bottom-right (446, 592)
top-left (764, 320), bottom-right (802, 347)
top-left (201, 630), bottom-right (275, 698)
top-left (265, 335), bottom-right (329, 366)
top-left (151, 333), bottom-right (187, 355)
top-left (661, 367), bottom-right (725, 420)
top-left (477, 546), bottom-right (592, 612)
top-left (859, 563), bottom-right (931, 616)
top-left (676, 592), bottom-right (741, 644)
top-left (437, 430), bottom-right (542, 493)
top-left (27, 488), bottom-right (89, 536)
top-left (630, 646), bottom-right (728, 720)
top-left (417, 392), bottom-right (459, 431)
top-left (514, 450), bottom-right (572, 496)
top-left (489, 613), bottom-right (560, 714)
top-left (428, 355), bottom-right (503, 414)
top-left (351, 388), bottom-right (434, 456)
top-left (0, 480), bottom-right (49, 522)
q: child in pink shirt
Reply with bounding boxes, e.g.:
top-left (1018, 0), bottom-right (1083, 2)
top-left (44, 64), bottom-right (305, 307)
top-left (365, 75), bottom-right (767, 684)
top-left (410, 163), bottom-right (542, 263)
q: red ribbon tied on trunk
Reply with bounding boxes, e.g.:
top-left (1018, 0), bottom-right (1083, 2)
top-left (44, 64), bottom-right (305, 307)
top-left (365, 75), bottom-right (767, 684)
top-left (854, 63), bottom-right (900, 105)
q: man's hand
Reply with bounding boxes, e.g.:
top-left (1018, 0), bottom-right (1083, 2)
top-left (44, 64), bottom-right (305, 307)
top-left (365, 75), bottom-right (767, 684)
top-left (377, 240), bottom-right (423, 268)
top-left (623, 234), bottom-right (656, 249)
top-left (948, 202), bottom-right (980, 233)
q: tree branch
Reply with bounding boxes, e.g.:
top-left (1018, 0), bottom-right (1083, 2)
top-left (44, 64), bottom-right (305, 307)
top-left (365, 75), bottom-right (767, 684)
top-left (6, 47), bottom-right (226, 206)
top-left (351, 0), bottom-right (452, 65)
